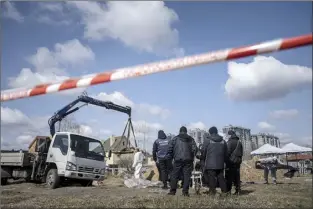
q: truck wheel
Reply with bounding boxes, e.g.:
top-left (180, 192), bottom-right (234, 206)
top-left (80, 180), bottom-right (93, 187)
top-left (1, 178), bottom-right (8, 185)
top-left (46, 169), bottom-right (60, 189)
top-left (25, 176), bottom-right (32, 182)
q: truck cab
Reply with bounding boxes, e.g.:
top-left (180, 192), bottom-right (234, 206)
top-left (45, 132), bottom-right (106, 188)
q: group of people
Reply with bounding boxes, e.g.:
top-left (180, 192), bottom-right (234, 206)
top-left (152, 126), bottom-right (244, 197)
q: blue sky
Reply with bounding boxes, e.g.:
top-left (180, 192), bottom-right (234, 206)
top-left (1, 1), bottom-right (312, 151)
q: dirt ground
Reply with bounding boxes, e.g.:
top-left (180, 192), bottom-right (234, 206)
top-left (1, 176), bottom-right (312, 208)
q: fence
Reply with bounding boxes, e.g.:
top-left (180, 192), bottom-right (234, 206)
top-left (1, 34), bottom-right (312, 102)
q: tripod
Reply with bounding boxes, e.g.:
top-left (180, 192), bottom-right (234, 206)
top-left (121, 117), bottom-right (137, 148)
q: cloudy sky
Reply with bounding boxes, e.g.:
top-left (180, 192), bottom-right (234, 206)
top-left (1, 1), bottom-right (312, 151)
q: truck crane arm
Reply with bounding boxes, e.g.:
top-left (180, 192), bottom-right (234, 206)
top-left (48, 94), bottom-right (132, 137)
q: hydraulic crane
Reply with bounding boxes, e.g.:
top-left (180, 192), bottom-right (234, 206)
top-left (48, 92), bottom-right (137, 148)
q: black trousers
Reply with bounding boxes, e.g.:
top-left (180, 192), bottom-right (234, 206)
top-left (170, 160), bottom-right (193, 194)
top-left (159, 159), bottom-right (172, 187)
top-left (225, 164), bottom-right (241, 192)
top-left (205, 169), bottom-right (228, 193)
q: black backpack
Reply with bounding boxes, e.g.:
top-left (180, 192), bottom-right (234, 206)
top-left (229, 140), bottom-right (242, 164)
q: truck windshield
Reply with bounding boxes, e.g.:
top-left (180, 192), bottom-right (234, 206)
top-left (70, 134), bottom-right (105, 161)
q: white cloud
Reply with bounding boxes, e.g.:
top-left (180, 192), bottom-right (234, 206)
top-left (79, 125), bottom-right (93, 136)
top-left (27, 39), bottom-right (94, 73)
top-left (1, 107), bottom-right (107, 149)
top-left (2, 1), bottom-right (24, 23)
top-left (68, 1), bottom-right (184, 57)
top-left (37, 15), bottom-right (72, 26)
top-left (225, 56), bottom-right (312, 101)
top-left (95, 91), bottom-right (171, 119)
top-left (301, 136), bottom-right (312, 148)
top-left (7, 39), bottom-right (94, 95)
top-left (1, 136), bottom-right (13, 150)
top-left (38, 2), bottom-right (64, 12)
top-left (35, 2), bottom-right (73, 26)
top-left (258, 121), bottom-right (276, 131)
top-left (0, 107), bottom-right (114, 149)
top-left (1, 106), bottom-right (30, 125)
top-left (187, 121), bottom-right (207, 130)
top-left (270, 109), bottom-right (299, 119)
top-left (16, 135), bottom-right (33, 146)
top-left (271, 132), bottom-right (291, 145)
top-left (274, 132), bottom-right (291, 139)
top-left (95, 91), bottom-right (134, 107)
top-left (52, 39), bottom-right (95, 65)
top-left (1, 107), bottom-right (51, 150)
top-left (8, 68), bottom-right (68, 89)
top-left (277, 135), bottom-right (312, 148)
top-left (133, 120), bottom-right (163, 133)
top-left (99, 129), bottom-right (112, 136)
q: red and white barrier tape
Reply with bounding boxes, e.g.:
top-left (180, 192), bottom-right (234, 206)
top-left (1, 34), bottom-right (312, 102)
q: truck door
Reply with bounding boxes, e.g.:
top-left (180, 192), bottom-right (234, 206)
top-left (47, 134), bottom-right (69, 176)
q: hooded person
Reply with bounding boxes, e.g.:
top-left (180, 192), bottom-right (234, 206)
top-left (201, 126), bottom-right (228, 196)
top-left (152, 130), bottom-right (172, 189)
top-left (132, 148), bottom-right (145, 179)
top-left (225, 130), bottom-right (243, 195)
top-left (167, 126), bottom-right (197, 197)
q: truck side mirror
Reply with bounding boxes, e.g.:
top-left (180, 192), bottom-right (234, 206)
top-left (108, 150), bottom-right (112, 159)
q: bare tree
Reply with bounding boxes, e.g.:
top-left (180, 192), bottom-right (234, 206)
top-left (58, 115), bottom-right (81, 134)
top-left (117, 155), bottom-right (135, 173)
top-left (134, 121), bottom-right (160, 152)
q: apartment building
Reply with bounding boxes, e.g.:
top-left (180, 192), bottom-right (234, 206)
top-left (251, 133), bottom-right (281, 150)
top-left (188, 128), bottom-right (208, 145)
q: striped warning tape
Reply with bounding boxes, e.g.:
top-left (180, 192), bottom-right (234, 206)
top-left (1, 34), bottom-right (312, 102)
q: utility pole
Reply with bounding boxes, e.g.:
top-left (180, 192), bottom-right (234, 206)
top-left (134, 121), bottom-right (155, 153)
top-left (143, 121), bottom-right (147, 152)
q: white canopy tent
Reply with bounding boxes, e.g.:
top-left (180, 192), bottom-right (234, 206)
top-left (281, 143), bottom-right (312, 153)
top-left (280, 143), bottom-right (312, 175)
top-left (251, 143), bottom-right (285, 155)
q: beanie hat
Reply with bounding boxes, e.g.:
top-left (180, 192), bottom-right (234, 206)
top-left (228, 130), bottom-right (236, 136)
top-left (209, 126), bottom-right (218, 135)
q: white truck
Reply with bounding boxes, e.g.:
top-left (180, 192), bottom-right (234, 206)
top-left (1, 132), bottom-right (106, 189)
top-left (1, 94), bottom-right (137, 189)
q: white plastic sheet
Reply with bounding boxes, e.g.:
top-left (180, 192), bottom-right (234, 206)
top-left (124, 176), bottom-right (162, 189)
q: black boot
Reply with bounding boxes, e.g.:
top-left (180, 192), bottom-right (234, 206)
top-left (220, 191), bottom-right (231, 197)
top-left (182, 193), bottom-right (190, 197)
top-left (168, 189), bottom-right (176, 195)
top-left (208, 189), bottom-right (217, 196)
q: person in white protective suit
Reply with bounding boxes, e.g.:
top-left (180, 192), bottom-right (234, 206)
top-left (259, 156), bottom-right (278, 185)
top-left (132, 148), bottom-right (145, 179)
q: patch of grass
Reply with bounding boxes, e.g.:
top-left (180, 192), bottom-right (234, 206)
top-left (1, 177), bottom-right (311, 208)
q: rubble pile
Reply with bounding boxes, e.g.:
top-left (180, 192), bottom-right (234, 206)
top-left (143, 163), bottom-right (160, 182)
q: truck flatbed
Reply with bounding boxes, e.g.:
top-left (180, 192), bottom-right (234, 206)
top-left (1, 152), bottom-right (34, 167)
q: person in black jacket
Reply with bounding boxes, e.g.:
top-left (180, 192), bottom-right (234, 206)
top-left (225, 130), bottom-right (243, 195)
top-left (201, 126), bottom-right (228, 195)
top-left (167, 126), bottom-right (197, 197)
top-left (152, 130), bottom-right (172, 189)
